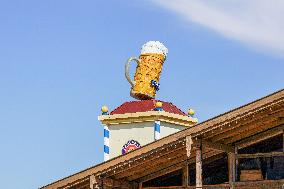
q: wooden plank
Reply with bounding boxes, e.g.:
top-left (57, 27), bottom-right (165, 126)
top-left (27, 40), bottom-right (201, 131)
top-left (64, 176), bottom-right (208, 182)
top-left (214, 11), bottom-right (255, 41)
top-left (234, 147), bottom-right (238, 185)
top-left (236, 124), bottom-right (284, 149)
top-left (124, 152), bottom-right (188, 181)
top-left (140, 180), bottom-right (284, 189)
top-left (141, 187), bottom-right (186, 189)
top-left (202, 139), bottom-right (234, 153)
top-left (202, 106), bottom-right (280, 141)
top-left (182, 162), bottom-right (189, 187)
top-left (104, 140), bottom-right (186, 177)
top-left (107, 143), bottom-right (186, 178)
top-left (235, 179), bottom-right (284, 189)
top-left (114, 147), bottom-right (187, 180)
top-left (63, 177), bottom-right (89, 189)
top-left (90, 175), bottom-right (95, 189)
top-left (138, 149), bottom-right (222, 184)
top-left (283, 128), bottom-right (284, 152)
top-left (237, 151), bottom-right (284, 159)
top-left (186, 136), bottom-right (193, 157)
top-left (220, 111), bottom-right (284, 145)
top-left (138, 161), bottom-right (186, 183)
top-left (63, 178), bottom-right (89, 189)
top-left (189, 152), bottom-right (227, 170)
top-left (210, 109), bottom-right (283, 143)
top-left (228, 152), bottom-right (236, 189)
top-left (126, 152), bottom-right (190, 181)
top-left (189, 95), bottom-right (284, 140)
top-left (223, 118), bottom-right (284, 144)
top-left (195, 140), bottom-right (202, 189)
top-left (132, 182), bottom-right (139, 189)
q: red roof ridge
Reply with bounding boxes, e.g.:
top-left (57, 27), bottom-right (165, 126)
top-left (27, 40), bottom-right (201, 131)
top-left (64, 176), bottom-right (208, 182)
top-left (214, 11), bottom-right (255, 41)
top-left (110, 100), bottom-right (187, 116)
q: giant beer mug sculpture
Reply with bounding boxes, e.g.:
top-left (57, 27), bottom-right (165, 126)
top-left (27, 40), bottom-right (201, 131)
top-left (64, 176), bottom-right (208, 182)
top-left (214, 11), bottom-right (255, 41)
top-left (125, 41), bottom-right (168, 100)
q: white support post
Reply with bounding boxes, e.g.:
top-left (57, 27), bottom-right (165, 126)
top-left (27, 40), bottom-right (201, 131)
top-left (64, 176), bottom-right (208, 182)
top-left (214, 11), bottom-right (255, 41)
top-left (154, 101), bottom-right (163, 141)
top-left (154, 121), bottom-right (161, 140)
top-left (104, 125), bottom-right (110, 161)
top-left (101, 106), bottom-right (110, 162)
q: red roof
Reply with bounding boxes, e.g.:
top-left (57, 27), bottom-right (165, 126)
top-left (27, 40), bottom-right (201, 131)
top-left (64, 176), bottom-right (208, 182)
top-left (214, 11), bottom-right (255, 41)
top-left (110, 100), bottom-right (187, 116)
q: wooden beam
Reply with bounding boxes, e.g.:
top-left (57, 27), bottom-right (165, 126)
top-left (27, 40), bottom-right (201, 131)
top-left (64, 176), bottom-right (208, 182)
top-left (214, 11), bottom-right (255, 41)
top-left (211, 109), bottom-right (283, 143)
top-left (89, 175), bottom-right (97, 189)
top-left (184, 99), bottom-right (284, 148)
top-left (234, 147), bottom-right (239, 183)
top-left (223, 118), bottom-right (283, 144)
top-left (138, 149), bottom-right (224, 184)
top-left (237, 151), bottom-right (284, 159)
top-left (125, 151), bottom-right (189, 181)
top-left (182, 162), bottom-right (189, 187)
top-left (186, 136), bottom-right (193, 157)
top-left (132, 182), bottom-right (139, 189)
top-left (202, 139), bottom-right (234, 153)
top-left (137, 160), bottom-right (185, 183)
top-left (283, 128), bottom-right (284, 153)
top-left (114, 147), bottom-right (186, 180)
top-left (228, 152), bottom-right (236, 189)
top-left (110, 178), bottom-right (132, 189)
top-left (194, 98), bottom-right (284, 141)
top-left (63, 178), bottom-right (89, 189)
top-left (110, 143), bottom-right (185, 178)
top-left (195, 139), bottom-right (202, 189)
top-left (138, 182), bottom-right (142, 189)
top-left (189, 152), bottom-right (227, 171)
top-left (202, 106), bottom-right (280, 140)
top-left (236, 124), bottom-right (284, 149)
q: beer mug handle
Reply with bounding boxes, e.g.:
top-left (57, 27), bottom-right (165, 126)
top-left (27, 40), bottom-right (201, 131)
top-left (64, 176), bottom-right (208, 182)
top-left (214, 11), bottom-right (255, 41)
top-left (125, 57), bottom-right (139, 88)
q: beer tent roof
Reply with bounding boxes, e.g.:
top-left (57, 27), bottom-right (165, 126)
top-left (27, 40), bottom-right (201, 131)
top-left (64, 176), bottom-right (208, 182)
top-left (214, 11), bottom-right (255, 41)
top-left (41, 89), bottom-right (284, 189)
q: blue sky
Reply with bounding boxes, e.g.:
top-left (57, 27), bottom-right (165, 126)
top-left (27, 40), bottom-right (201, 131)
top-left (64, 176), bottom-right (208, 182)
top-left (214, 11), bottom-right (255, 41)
top-left (0, 1), bottom-right (283, 188)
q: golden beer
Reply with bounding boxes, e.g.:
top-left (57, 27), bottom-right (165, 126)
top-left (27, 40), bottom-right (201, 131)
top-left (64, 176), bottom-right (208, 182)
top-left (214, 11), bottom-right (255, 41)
top-left (125, 53), bottom-right (166, 100)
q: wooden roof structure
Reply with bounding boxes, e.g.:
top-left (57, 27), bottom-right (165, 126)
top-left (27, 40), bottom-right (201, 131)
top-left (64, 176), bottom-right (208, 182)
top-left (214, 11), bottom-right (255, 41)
top-left (41, 89), bottom-right (284, 189)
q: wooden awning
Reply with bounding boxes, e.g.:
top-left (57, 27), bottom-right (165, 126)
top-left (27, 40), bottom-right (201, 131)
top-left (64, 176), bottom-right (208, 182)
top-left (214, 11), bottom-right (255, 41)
top-left (40, 89), bottom-right (284, 189)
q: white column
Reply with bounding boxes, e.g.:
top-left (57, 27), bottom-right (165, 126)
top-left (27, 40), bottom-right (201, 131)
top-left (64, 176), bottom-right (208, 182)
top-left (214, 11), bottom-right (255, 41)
top-left (154, 120), bottom-right (161, 140)
top-left (104, 125), bottom-right (110, 161)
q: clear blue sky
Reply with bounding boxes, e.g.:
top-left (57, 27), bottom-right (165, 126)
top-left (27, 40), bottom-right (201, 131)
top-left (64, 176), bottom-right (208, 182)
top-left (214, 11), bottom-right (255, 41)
top-left (0, 1), bottom-right (283, 188)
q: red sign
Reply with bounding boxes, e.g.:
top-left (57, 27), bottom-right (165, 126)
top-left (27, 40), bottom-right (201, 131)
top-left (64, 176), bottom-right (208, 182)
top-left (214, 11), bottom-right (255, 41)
top-left (122, 140), bottom-right (141, 155)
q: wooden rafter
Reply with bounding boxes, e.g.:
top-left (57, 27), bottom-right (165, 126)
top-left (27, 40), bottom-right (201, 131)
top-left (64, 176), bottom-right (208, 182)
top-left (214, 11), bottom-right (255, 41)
top-left (125, 148), bottom-right (189, 180)
top-left (223, 118), bottom-right (284, 144)
top-left (114, 147), bottom-right (187, 180)
top-left (105, 140), bottom-right (186, 178)
top-left (202, 139), bottom-right (234, 153)
top-left (210, 108), bottom-right (284, 143)
top-left (237, 152), bottom-right (284, 159)
top-left (191, 99), bottom-right (284, 139)
top-left (137, 160), bottom-right (186, 183)
top-left (135, 149), bottom-right (223, 183)
top-left (236, 124), bottom-right (284, 149)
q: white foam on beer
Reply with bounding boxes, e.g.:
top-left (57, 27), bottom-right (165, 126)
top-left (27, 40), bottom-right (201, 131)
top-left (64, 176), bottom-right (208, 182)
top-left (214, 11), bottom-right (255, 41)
top-left (141, 41), bottom-right (168, 57)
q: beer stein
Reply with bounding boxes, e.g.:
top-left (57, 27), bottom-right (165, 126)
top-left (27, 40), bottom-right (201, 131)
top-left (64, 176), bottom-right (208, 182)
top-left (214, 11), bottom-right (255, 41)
top-left (125, 41), bottom-right (168, 100)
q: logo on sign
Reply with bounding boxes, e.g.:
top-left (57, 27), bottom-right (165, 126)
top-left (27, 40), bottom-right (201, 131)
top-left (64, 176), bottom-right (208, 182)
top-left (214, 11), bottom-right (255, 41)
top-left (122, 140), bottom-right (141, 155)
